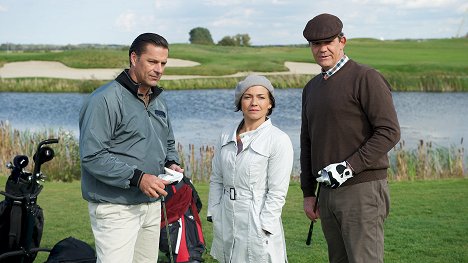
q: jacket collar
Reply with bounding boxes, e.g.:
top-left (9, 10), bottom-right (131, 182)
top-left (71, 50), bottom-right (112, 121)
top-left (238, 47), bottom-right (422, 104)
top-left (221, 118), bottom-right (272, 147)
top-left (115, 69), bottom-right (163, 100)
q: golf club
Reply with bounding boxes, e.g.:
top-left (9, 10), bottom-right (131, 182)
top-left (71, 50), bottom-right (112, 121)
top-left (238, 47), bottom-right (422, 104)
top-left (306, 169), bottom-right (326, 246)
top-left (161, 196), bottom-right (174, 263)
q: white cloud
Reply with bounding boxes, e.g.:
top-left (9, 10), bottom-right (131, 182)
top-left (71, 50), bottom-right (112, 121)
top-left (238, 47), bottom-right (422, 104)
top-left (212, 17), bottom-right (249, 27)
top-left (116, 11), bottom-right (137, 32)
top-left (210, 7), bottom-right (258, 27)
top-left (0, 5), bottom-right (7, 12)
top-left (379, 0), bottom-right (457, 9)
top-left (202, 0), bottom-right (244, 7)
top-left (244, 8), bottom-right (256, 16)
top-left (271, 0), bottom-right (288, 4)
top-left (457, 3), bottom-right (468, 13)
top-left (153, 0), bottom-right (182, 9)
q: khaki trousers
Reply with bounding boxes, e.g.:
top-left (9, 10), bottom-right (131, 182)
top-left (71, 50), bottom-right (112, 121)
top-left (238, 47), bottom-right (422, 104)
top-left (88, 201), bottom-right (162, 263)
top-left (319, 179), bottom-right (390, 263)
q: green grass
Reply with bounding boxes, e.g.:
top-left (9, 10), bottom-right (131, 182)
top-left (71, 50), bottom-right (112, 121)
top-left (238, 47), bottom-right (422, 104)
top-left (1, 38), bottom-right (467, 91)
top-left (1, 39), bottom-right (467, 76)
top-left (1, 177), bottom-right (466, 262)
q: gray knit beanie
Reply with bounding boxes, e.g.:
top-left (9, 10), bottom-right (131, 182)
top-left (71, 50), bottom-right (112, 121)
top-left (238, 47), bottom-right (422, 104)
top-left (234, 74), bottom-right (274, 106)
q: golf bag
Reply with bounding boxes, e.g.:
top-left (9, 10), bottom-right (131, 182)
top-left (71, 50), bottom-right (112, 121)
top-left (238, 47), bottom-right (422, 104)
top-left (160, 176), bottom-right (205, 263)
top-left (0, 139), bottom-right (58, 262)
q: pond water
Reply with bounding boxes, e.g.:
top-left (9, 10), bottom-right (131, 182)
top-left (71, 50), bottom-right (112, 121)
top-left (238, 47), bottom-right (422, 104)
top-left (1, 90), bottom-right (467, 168)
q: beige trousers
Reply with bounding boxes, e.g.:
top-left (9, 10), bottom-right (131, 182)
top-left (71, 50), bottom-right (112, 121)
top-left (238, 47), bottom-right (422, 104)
top-left (88, 201), bottom-right (162, 263)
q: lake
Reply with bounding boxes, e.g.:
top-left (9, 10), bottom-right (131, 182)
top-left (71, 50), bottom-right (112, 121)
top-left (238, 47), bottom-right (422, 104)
top-left (1, 90), bottom-right (467, 168)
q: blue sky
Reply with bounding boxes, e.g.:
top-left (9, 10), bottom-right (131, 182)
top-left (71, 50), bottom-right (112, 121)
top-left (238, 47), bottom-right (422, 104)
top-left (1, 0), bottom-right (467, 46)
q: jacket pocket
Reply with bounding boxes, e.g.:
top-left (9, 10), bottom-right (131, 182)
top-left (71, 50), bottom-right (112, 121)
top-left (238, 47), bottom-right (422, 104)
top-left (248, 201), bottom-right (268, 262)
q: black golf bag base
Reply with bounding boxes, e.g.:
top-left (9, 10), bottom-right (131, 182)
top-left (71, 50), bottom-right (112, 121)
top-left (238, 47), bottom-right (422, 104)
top-left (159, 176), bottom-right (205, 263)
top-left (0, 177), bottom-right (45, 263)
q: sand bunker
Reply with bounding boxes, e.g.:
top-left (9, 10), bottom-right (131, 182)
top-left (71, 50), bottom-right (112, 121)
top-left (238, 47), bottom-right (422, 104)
top-left (0, 60), bottom-right (320, 80)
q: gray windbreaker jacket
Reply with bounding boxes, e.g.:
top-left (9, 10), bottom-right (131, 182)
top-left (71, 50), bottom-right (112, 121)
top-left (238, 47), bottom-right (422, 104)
top-left (79, 70), bottom-right (179, 204)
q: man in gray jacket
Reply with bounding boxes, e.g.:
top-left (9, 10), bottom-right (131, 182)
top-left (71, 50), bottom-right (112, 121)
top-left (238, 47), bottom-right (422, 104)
top-left (79, 33), bottom-right (183, 263)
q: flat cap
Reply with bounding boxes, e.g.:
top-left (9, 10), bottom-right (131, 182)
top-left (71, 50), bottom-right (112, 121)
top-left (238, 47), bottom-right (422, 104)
top-left (303, 13), bottom-right (343, 42)
top-left (235, 74), bottom-right (274, 106)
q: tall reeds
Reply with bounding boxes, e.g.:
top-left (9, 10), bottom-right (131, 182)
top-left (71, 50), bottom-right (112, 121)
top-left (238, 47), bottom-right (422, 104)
top-left (177, 143), bottom-right (214, 183)
top-left (384, 73), bottom-right (467, 92)
top-left (389, 139), bottom-right (465, 181)
top-left (0, 121), bottom-right (80, 181)
top-left (0, 77), bottom-right (107, 93)
top-left (0, 123), bottom-right (465, 182)
top-left (1, 74), bottom-right (466, 93)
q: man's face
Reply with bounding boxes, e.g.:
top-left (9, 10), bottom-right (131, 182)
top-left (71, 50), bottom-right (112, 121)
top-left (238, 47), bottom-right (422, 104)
top-left (309, 36), bottom-right (346, 71)
top-left (130, 44), bottom-right (168, 88)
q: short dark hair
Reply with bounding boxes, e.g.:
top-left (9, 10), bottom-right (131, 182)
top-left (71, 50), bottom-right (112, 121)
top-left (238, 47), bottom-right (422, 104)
top-left (128, 33), bottom-right (169, 66)
top-left (235, 91), bottom-right (276, 116)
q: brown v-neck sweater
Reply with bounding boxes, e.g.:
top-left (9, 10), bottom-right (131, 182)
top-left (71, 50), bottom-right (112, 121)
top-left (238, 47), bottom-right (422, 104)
top-left (300, 60), bottom-right (400, 197)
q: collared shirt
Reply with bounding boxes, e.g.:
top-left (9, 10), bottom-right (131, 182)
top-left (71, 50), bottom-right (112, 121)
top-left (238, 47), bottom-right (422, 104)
top-left (137, 88), bottom-right (153, 107)
top-left (322, 54), bottom-right (349, 80)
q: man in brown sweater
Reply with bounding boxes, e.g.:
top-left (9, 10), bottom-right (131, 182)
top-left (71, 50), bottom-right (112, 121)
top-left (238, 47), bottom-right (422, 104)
top-left (300, 13), bottom-right (400, 263)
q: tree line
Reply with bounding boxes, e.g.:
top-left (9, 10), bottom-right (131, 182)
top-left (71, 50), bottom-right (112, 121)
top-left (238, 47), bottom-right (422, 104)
top-left (1, 27), bottom-right (251, 51)
top-left (189, 27), bottom-right (251, 46)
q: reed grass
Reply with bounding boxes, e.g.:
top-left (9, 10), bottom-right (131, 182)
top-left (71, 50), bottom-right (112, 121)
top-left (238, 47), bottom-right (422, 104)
top-left (0, 77), bottom-right (107, 93)
top-left (177, 144), bottom-right (215, 182)
top-left (389, 139), bottom-right (465, 181)
top-left (1, 73), bottom-right (466, 93)
top-left (0, 123), bottom-right (466, 182)
top-left (0, 121), bottom-right (80, 181)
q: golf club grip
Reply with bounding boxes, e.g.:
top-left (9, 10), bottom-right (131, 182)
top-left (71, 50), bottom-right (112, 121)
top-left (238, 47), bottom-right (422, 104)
top-left (306, 184), bottom-right (321, 246)
top-left (306, 221), bottom-right (314, 245)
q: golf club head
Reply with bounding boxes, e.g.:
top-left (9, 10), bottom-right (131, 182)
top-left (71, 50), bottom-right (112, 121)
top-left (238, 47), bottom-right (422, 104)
top-left (34, 146), bottom-right (55, 164)
top-left (316, 169), bottom-right (331, 185)
top-left (13, 155), bottom-right (29, 169)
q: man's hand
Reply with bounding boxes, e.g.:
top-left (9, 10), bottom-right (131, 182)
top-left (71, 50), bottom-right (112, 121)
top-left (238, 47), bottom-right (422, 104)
top-left (303, 196), bottom-right (319, 221)
top-left (139, 173), bottom-right (170, 198)
top-left (317, 161), bottom-right (353, 189)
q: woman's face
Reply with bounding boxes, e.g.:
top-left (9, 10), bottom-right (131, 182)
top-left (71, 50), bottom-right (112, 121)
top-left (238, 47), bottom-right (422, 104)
top-left (240, 85), bottom-right (272, 123)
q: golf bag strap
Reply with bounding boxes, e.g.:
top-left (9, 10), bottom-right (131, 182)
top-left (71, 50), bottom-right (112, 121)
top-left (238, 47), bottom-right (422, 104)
top-left (9, 200), bottom-right (22, 249)
top-left (190, 200), bottom-right (204, 244)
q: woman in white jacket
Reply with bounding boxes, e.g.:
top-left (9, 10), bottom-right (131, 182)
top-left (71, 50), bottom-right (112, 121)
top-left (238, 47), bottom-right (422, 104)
top-left (207, 74), bottom-right (294, 263)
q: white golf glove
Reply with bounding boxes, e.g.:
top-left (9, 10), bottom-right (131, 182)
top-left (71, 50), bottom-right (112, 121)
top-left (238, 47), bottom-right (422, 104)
top-left (316, 161), bottom-right (353, 189)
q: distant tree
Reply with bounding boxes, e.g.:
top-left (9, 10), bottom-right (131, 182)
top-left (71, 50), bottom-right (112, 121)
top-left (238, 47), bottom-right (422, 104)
top-left (234, 34), bottom-right (251, 46)
top-left (217, 34), bottom-right (251, 46)
top-left (217, 36), bottom-right (237, 46)
top-left (189, 27), bottom-right (214, 45)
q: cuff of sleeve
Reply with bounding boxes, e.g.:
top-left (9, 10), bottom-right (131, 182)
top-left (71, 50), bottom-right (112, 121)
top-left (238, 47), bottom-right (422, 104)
top-left (345, 160), bottom-right (355, 172)
top-left (130, 169), bottom-right (144, 187)
top-left (301, 183), bottom-right (317, 198)
top-left (165, 160), bottom-right (179, 168)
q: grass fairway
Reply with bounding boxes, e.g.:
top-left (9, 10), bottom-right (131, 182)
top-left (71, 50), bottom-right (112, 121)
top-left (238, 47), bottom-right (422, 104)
top-left (0, 177), bottom-right (467, 262)
top-left (1, 39), bottom-right (467, 76)
top-left (1, 39), bottom-right (467, 92)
